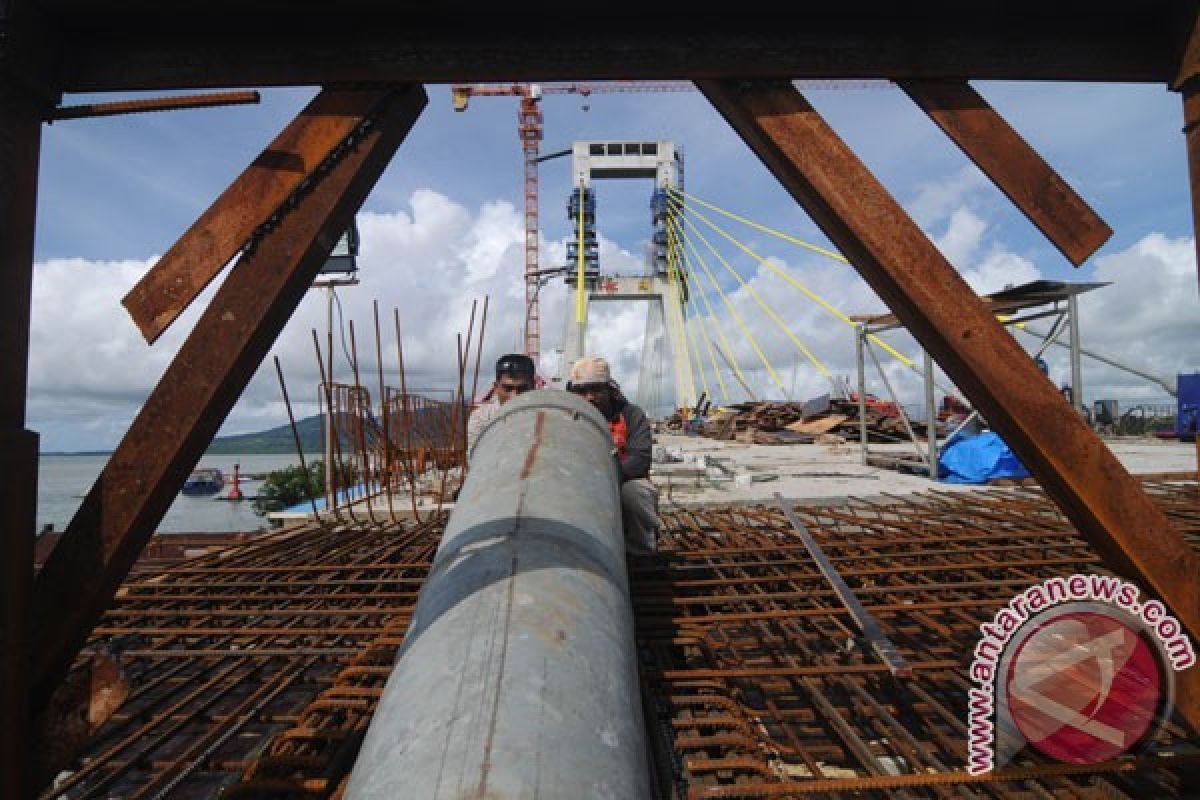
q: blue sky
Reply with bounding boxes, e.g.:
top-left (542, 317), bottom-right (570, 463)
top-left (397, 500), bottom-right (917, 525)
top-left (30, 82), bottom-right (1200, 450)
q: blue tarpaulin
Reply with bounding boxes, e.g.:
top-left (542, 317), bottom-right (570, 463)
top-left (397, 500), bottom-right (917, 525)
top-left (938, 432), bottom-right (1030, 484)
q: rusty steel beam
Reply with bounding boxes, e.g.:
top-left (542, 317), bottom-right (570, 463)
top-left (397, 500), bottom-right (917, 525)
top-left (46, 89), bottom-right (260, 122)
top-left (30, 84), bottom-right (428, 714)
top-left (0, 68), bottom-right (46, 800)
top-left (122, 89), bottom-right (383, 344)
top-left (697, 78), bottom-right (1200, 731)
top-left (1176, 13), bottom-right (1200, 293)
top-left (43, 6), bottom-right (1188, 93)
top-left (899, 79), bottom-right (1112, 266)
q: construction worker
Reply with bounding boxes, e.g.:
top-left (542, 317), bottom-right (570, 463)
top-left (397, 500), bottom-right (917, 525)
top-left (567, 355), bottom-right (659, 555)
top-left (466, 353), bottom-right (536, 456)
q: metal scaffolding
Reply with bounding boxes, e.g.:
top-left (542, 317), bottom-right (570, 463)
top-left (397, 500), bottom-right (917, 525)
top-left (853, 280), bottom-right (1106, 478)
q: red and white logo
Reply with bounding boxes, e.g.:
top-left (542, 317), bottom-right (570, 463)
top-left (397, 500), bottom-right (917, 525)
top-left (1005, 610), bottom-right (1162, 764)
top-left (966, 576), bottom-right (1194, 775)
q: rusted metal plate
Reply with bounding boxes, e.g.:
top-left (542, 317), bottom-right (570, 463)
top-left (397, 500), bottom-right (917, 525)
top-left (30, 84), bottom-right (428, 715)
top-left (121, 88), bottom-right (384, 344)
top-left (900, 79), bottom-right (1112, 266)
top-left (697, 78), bottom-right (1200, 731)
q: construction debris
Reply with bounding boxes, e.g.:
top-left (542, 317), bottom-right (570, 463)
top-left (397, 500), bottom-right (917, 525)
top-left (668, 397), bottom-right (935, 444)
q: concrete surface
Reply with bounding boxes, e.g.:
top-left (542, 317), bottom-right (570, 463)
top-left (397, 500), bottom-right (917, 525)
top-left (648, 433), bottom-right (1197, 508)
top-left (272, 435), bottom-right (1196, 523)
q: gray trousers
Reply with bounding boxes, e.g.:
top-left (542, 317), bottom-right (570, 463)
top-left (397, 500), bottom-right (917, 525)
top-left (620, 478), bottom-right (660, 555)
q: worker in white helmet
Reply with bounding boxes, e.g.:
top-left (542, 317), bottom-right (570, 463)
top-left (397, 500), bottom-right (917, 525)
top-left (567, 355), bottom-right (659, 555)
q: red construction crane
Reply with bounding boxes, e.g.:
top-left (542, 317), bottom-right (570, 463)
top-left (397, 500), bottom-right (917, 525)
top-left (451, 81), bottom-right (693, 366)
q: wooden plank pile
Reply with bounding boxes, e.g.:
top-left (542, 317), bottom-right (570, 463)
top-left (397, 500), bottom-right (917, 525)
top-left (668, 397), bottom-right (934, 445)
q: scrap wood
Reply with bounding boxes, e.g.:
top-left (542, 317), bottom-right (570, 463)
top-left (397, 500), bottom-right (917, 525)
top-left (786, 414), bottom-right (849, 434)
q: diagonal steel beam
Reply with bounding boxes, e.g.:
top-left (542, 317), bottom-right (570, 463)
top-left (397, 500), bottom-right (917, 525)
top-left (899, 79), bottom-right (1112, 266)
top-left (122, 89), bottom-right (385, 344)
top-left (30, 84), bottom-right (427, 714)
top-left (698, 78), bottom-right (1200, 731)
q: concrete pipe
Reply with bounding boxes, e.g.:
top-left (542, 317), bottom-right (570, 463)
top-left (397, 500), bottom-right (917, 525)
top-left (344, 389), bottom-right (650, 799)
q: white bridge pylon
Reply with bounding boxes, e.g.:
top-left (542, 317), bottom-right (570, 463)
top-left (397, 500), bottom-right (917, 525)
top-left (560, 275), bottom-right (697, 414)
top-left (556, 140), bottom-right (697, 413)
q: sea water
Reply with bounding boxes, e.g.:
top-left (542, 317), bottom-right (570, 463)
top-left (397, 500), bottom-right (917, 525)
top-left (37, 453), bottom-right (320, 534)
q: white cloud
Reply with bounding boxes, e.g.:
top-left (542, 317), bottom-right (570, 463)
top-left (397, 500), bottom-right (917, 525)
top-left (1063, 233), bottom-right (1199, 403)
top-left (27, 175), bottom-right (1198, 451)
top-left (28, 190), bottom-right (649, 449)
top-left (906, 166), bottom-right (990, 229)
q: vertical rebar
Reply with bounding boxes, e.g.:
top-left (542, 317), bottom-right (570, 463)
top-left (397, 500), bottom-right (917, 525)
top-left (348, 320), bottom-right (379, 525)
top-left (856, 324), bottom-right (868, 465)
top-left (273, 357), bottom-right (321, 520)
top-left (924, 349), bottom-right (937, 479)
top-left (394, 308), bottom-right (420, 520)
top-left (373, 301), bottom-right (396, 522)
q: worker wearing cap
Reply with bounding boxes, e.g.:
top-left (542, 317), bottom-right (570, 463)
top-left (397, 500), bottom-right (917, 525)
top-left (567, 355), bottom-right (658, 555)
top-left (467, 354), bottom-right (536, 457)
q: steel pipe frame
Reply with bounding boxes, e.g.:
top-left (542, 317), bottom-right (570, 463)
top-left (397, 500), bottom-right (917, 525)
top-left (697, 78), bottom-right (1200, 733)
top-left (29, 85), bottom-right (428, 718)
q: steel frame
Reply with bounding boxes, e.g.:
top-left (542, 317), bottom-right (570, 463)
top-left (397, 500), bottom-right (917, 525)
top-left (4, 7), bottom-right (1200, 795)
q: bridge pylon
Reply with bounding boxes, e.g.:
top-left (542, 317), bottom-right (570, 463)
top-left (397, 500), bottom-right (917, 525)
top-left (556, 140), bottom-right (697, 414)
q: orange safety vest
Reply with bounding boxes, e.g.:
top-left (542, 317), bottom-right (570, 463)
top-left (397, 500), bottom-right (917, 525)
top-left (609, 414), bottom-right (628, 462)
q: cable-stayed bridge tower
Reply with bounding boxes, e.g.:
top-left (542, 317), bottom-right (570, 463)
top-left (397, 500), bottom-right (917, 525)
top-left (557, 140), bottom-right (696, 414)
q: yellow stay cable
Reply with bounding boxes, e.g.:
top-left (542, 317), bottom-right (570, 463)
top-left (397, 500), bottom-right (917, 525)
top-left (665, 218), bottom-right (704, 405)
top-left (575, 183), bottom-right (586, 325)
top-left (667, 221), bottom-right (713, 402)
top-left (669, 215), bottom-right (746, 403)
top-left (673, 203), bottom-right (832, 380)
top-left (670, 188), bottom-right (848, 266)
top-left (674, 196), bottom-right (917, 370)
top-left (676, 239), bottom-right (730, 404)
top-left (670, 214), bottom-right (787, 395)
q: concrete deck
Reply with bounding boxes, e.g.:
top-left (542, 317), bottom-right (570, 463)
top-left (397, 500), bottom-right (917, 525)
top-left (270, 434), bottom-right (1197, 523)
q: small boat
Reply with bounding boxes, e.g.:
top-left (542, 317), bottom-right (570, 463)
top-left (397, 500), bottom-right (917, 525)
top-left (182, 467), bottom-right (225, 496)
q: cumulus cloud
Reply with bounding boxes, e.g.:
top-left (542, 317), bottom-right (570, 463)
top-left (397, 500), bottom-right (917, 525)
top-left (27, 178), bottom-right (1198, 451)
top-left (1061, 233), bottom-right (1199, 403)
top-left (28, 190), bottom-right (642, 450)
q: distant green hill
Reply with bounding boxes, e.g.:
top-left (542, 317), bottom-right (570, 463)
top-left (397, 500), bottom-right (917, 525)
top-left (207, 415), bottom-right (327, 455)
top-left (206, 405), bottom-right (455, 455)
